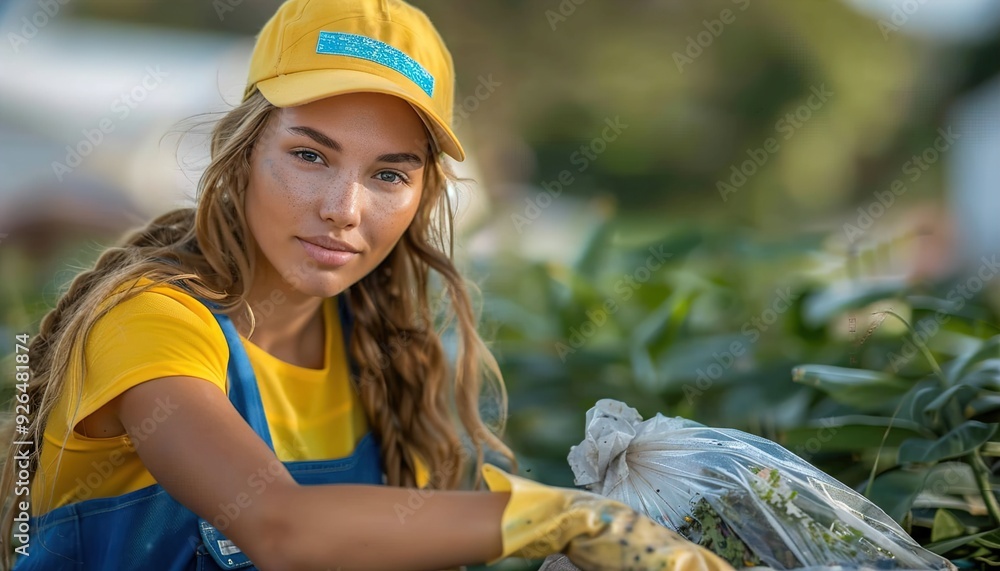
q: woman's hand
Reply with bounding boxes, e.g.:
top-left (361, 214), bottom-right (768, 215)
top-left (482, 465), bottom-right (734, 571)
top-left (564, 502), bottom-right (734, 571)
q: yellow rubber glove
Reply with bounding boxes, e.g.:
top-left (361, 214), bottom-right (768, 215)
top-left (482, 465), bottom-right (735, 571)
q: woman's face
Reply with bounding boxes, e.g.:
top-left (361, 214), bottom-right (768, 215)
top-left (244, 92), bottom-right (430, 299)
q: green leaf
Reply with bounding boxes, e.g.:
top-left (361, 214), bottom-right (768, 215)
top-left (865, 467), bottom-right (930, 523)
top-left (923, 384), bottom-right (978, 420)
top-left (575, 221), bottom-right (615, 279)
top-left (976, 529), bottom-right (1000, 549)
top-left (801, 279), bottom-right (904, 328)
top-left (981, 442), bottom-right (1000, 457)
top-left (908, 294), bottom-right (979, 319)
top-left (897, 421), bottom-right (998, 464)
top-left (781, 415), bottom-right (935, 453)
top-left (632, 288), bottom-right (696, 356)
top-left (931, 509), bottom-right (966, 542)
top-left (925, 462), bottom-right (978, 495)
top-left (926, 527), bottom-right (1000, 555)
top-left (964, 393), bottom-right (1000, 423)
top-left (791, 365), bottom-right (912, 409)
top-left (897, 382), bottom-right (943, 425)
top-left (948, 335), bottom-right (1000, 385)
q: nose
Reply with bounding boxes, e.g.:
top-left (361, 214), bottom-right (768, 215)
top-left (320, 179), bottom-right (363, 229)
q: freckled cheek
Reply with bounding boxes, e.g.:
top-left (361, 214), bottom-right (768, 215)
top-left (364, 191), bottom-right (421, 238)
top-left (266, 163), bottom-right (327, 208)
top-left (248, 162), bottom-right (326, 252)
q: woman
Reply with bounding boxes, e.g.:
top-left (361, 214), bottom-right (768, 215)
top-left (0, 1), bottom-right (733, 569)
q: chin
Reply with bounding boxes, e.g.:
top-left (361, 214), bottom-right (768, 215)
top-left (285, 271), bottom-right (354, 299)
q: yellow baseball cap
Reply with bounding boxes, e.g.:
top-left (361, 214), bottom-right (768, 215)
top-left (245, 0), bottom-right (466, 162)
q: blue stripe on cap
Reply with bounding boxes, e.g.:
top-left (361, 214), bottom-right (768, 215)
top-left (316, 31), bottom-right (435, 98)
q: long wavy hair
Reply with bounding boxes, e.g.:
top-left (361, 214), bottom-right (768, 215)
top-left (0, 89), bottom-right (514, 569)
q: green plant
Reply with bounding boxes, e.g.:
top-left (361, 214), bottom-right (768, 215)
top-left (792, 304), bottom-right (1000, 566)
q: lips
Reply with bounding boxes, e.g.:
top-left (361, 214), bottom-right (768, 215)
top-left (297, 237), bottom-right (358, 267)
top-left (299, 235), bottom-right (360, 253)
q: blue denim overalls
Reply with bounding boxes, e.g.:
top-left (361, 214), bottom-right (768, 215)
top-left (15, 295), bottom-right (384, 570)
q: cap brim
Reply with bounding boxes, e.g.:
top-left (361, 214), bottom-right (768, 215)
top-left (255, 69), bottom-right (465, 162)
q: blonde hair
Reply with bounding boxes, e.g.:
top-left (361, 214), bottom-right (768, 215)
top-left (0, 90), bottom-right (514, 569)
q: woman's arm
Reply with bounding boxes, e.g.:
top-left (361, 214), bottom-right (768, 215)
top-left (114, 376), bottom-right (507, 571)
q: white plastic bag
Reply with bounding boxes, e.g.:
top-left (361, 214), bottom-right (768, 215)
top-left (562, 399), bottom-right (955, 570)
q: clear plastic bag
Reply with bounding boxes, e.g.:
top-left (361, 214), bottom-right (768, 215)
top-left (561, 399), bottom-right (956, 571)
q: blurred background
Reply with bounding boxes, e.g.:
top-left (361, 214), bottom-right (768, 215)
top-left (3, 0), bottom-right (1000, 568)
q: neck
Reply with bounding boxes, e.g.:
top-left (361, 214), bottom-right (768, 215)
top-left (236, 263), bottom-right (325, 356)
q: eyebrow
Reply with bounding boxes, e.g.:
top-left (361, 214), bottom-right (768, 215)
top-left (287, 126), bottom-right (425, 167)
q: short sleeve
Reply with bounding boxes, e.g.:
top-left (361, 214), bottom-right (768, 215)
top-left (67, 286), bottom-right (230, 434)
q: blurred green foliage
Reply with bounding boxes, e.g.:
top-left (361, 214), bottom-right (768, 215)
top-left (484, 219), bottom-right (1000, 568)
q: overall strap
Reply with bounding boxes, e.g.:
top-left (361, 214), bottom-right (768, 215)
top-left (199, 293), bottom-right (355, 453)
top-left (210, 308), bottom-right (276, 451)
top-left (151, 268), bottom-right (274, 450)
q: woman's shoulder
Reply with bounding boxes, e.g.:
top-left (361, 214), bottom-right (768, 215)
top-left (92, 276), bottom-right (227, 344)
top-left (76, 275), bottom-right (232, 395)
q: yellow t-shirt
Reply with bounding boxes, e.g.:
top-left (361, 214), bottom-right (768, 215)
top-left (31, 278), bottom-right (375, 516)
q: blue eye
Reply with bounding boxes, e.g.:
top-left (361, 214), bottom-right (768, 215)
top-left (376, 171), bottom-right (408, 185)
top-left (293, 150), bottom-right (324, 164)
